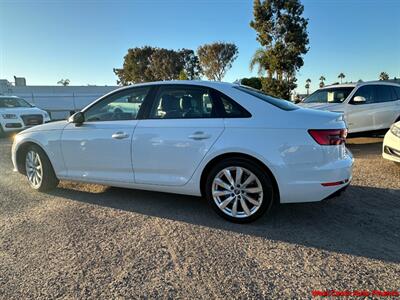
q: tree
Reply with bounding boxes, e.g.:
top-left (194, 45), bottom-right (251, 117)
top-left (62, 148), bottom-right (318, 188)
top-left (57, 79), bottom-right (70, 86)
top-left (250, 0), bottom-right (309, 99)
top-left (197, 42), bottom-right (238, 81)
top-left (305, 78), bottom-right (311, 95)
top-left (241, 77), bottom-right (262, 90)
top-left (179, 49), bottom-right (201, 80)
top-left (178, 70), bottom-right (189, 80)
top-left (338, 73), bottom-right (345, 84)
top-left (379, 72), bottom-right (389, 81)
top-left (113, 46), bottom-right (156, 85)
top-left (147, 48), bottom-right (183, 81)
top-left (319, 75), bottom-right (326, 88)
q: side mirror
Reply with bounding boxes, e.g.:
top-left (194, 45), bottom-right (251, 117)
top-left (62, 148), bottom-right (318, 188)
top-left (68, 111), bottom-right (85, 125)
top-left (352, 96), bottom-right (366, 104)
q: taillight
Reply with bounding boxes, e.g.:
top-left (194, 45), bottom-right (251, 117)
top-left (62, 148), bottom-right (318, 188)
top-left (308, 129), bottom-right (347, 145)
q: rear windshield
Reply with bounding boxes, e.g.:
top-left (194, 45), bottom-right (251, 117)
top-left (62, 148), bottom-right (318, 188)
top-left (234, 86), bottom-right (299, 111)
top-left (303, 87), bottom-right (354, 104)
top-left (0, 97), bottom-right (32, 108)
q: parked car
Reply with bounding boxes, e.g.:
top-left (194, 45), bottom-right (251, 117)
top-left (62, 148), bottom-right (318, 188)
top-left (298, 81), bottom-right (400, 134)
top-left (382, 121), bottom-right (400, 166)
top-left (0, 96), bottom-right (51, 137)
top-left (11, 81), bottom-right (353, 222)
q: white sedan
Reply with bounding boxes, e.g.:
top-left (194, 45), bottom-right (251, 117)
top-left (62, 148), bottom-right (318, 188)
top-left (12, 81), bottom-right (353, 222)
top-left (0, 96), bottom-right (51, 137)
top-left (383, 121), bottom-right (400, 166)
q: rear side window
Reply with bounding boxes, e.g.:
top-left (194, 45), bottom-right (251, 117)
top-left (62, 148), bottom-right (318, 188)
top-left (234, 86), bottom-right (299, 111)
top-left (375, 85), bottom-right (397, 102)
top-left (218, 93), bottom-right (251, 118)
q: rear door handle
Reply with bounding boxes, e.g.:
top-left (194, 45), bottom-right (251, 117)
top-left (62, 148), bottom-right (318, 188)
top-left (112, 132), bottom-right (129, 140)
top-left (188, 131), bottom-right (211, 140)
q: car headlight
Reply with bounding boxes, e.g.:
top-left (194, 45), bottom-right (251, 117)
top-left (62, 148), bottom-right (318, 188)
top-left (2, 114), bottom-right (18, 119)
top-left (43, 111), bottom-right (51, 120)
top-left (390, 124), bottom-right (400, 137)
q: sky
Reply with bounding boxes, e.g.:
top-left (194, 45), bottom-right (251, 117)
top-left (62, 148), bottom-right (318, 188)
top-left (0, 0), bottom-right (399, 93)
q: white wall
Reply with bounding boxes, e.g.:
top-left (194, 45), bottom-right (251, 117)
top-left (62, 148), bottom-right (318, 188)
top-left (0, 84), bottom-right (119, 119)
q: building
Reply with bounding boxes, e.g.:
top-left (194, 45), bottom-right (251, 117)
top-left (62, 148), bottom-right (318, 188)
top-left (0, 78), bottom-right (118, 120)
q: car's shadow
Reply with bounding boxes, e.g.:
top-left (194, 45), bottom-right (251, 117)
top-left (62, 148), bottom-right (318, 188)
top-left (49, 183), bottom-right (400, 263)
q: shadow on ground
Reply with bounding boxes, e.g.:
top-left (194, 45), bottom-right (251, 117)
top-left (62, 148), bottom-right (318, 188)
top-left (49, 182), bottom-right (400, 264)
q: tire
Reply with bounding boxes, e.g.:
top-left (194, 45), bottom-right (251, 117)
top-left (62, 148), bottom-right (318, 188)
top-left (205, 158), bottom-right (275, 223)
top-left (24, 145), bottom-right (59, 191)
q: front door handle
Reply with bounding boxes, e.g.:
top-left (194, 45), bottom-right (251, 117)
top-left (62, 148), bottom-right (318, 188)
top-left (188, 131), bottom-right (211, 140)
top-left (112, 132), bottom-right (129, 140)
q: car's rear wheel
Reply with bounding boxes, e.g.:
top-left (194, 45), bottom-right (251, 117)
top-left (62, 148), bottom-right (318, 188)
top-left (25, 145), bottom-right (59, 191)
top-left (205, 158), bottom-right (275, 223)
top-left (0, 125), bottom-right (4, 138)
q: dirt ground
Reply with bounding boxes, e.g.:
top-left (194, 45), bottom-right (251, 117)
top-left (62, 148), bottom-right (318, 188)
top-left (0, 136), bottom-right (399, 299)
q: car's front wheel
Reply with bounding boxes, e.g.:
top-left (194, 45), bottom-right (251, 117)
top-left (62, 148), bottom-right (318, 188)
top-left (24, 145), bottom-right (59, 191)
top-left (205, 158), bottom-right (275, 223)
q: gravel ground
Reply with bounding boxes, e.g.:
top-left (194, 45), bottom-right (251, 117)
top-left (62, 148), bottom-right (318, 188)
top-left (0, 136), bottom-right (399, 299)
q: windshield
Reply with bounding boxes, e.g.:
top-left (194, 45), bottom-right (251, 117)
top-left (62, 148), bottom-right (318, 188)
top-left (303, 87), bottom-right (354, 104)
top-left (234, 86), bottom-right (299, 111)
top-left (0, 97), bottom-right (33, 108)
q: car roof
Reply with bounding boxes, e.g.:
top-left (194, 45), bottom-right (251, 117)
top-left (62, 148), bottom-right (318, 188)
top-left (0, 95), bottom-right (22, 99)
top-left (318, 80), bottom-right (400, 90)
top-left (111, 80), bottom-right (238, 93)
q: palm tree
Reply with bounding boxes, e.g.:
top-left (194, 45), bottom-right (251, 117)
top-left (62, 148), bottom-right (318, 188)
top-left (305, 78), bottom-right (311, 95)
top-left (57, 79), bottom-right (70, 86)
top-left (379, 72), bottom-right (389, 81)
top-left (319, 75), bottom-right (326, 88)
top-left (250, 49), bottom-right (269, 77)
top-left (338, 73), bottom-right (345, 84)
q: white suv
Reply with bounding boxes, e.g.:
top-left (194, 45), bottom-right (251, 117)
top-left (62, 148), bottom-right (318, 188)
top-left (0, 96), bottom-right (51, 137)
top-left (299, 81), bottom-right (400, 134)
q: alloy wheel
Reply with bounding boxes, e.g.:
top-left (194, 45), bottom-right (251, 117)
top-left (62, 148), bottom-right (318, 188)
top-left (212, 166), bottom-right (264, 218)
top-left (25, 150), bottom-right (43, 188)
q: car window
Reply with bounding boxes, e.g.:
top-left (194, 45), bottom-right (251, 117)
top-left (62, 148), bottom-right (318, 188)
top-left (150, 86), bottom-right (217, 119)
top-left (84, 87), bottom-right (150, 122)
top-left (393, 86), bottom-right (400, 99)
top-left (352, 85), bottom-right (376, 104)
top-left (303, 87), bottom-right (354, 104)
top-left (0, 97), bottom-right (32, 108)
top-left (219, 94), bottom-right (251, 118)
top-left (375, 85), bottom-right (397, 102)
top-left (234, 86), bottom-right (299, 111)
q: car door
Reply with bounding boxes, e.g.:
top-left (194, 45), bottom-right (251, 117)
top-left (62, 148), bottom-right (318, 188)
top-left (346, 85), bottom-right (379, 132)
top-left (61, 86), bottom-right (152, 183)
top-left (132, 85), bottom-right (224, 186)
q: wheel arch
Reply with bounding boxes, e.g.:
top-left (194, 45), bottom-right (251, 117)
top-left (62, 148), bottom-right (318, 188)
top-left (15, 141), bottom-right (50, 175)
top-left (199, 152), bottom-right (280, 203)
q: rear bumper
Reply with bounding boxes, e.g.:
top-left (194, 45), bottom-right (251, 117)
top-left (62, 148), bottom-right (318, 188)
top-left (279, 148), bottom-right (354, 203)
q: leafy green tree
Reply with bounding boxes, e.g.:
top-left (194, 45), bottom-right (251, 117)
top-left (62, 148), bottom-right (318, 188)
top-left (241, 77), bottom-right (262, 90)
top-left (148, 48), bottom-right (183, 81)
top-left (113, 46), bottom-right (156, 85)
top-left (319, 75), bottom-right (326, 88)
top-left (179, 49), bottom-right (201, 80)
top-left (178, 70), bottom-right (189, 80)
top-left (338, 72), bottom-right (345, 84)
top-left (57, 79), bottom-right (70, 86)
top-left (197, 42), bottom-right (238, 81)
top-left (250, 0), bottom-right (309, 99)
top-left (379, 72), bottom-right (389, 81)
